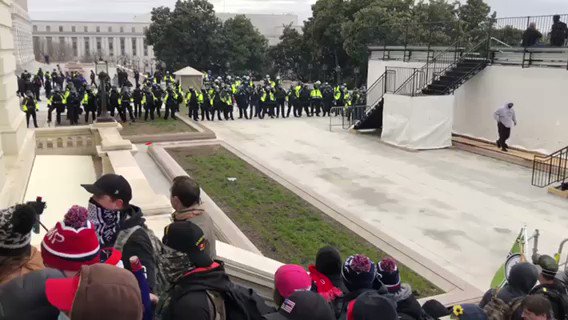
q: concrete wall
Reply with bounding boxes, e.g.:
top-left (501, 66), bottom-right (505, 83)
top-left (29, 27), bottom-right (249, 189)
top-left (454, 66), bottom-right (568, 154)
top-left (382, 93), bottom-right (454, 150)
top-left (10, 0), bottom-right (34, 73)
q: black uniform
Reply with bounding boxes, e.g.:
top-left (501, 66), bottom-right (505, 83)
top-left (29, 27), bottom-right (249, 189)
top-left (275, 85), bottom-right (287, 118)
top-left (250, 87), bottom-right (261, 119)
top-left (22, 95), bottom-right (39, 128)
top-left (142, 89), bottom-right (157, 121)
top-left (119, 91), bottom-right (135, 122)
top-left (82, 90), bottom-right (97, 123)
top-left (163, 89), bottom-right (178, 120)
top-left (153, 86), bottom-right (164, 118)
top-left (109, 88), bottom-right (120, 117)
top-left (299, 86), bottom-right (311, 117)
top-left (66, 90), bottom-right (81, 125)
top-left (186, 89), bottom-right (199, 121)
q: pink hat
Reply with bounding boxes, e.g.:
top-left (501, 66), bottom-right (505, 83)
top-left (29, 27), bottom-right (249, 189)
top-left (274, 264), bottom-right (312, 298)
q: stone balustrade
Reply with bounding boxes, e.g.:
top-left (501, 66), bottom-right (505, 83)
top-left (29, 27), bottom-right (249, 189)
top-left (35, 125), bottom-right (96, 155)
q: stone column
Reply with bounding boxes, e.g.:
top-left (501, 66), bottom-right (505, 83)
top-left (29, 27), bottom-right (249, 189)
top-left (0, 0), bottom-right (35, 207)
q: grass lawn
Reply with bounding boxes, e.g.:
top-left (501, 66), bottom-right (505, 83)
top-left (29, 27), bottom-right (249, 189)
top-left (168, 145), bottom-right (442, 297)
top-left (120, 117), bottom-right (196, 136)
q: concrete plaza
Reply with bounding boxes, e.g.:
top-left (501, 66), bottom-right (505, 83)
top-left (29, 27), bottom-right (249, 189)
top-left (200, 116), bottom-right (568, 291)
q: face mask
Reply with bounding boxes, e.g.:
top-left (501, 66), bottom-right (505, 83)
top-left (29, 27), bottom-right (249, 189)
top-left (87, 198), bottom-right (122, 247)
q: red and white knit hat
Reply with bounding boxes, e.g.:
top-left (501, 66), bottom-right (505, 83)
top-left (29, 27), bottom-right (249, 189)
top-left (41, 206), bottom-right (101, 271)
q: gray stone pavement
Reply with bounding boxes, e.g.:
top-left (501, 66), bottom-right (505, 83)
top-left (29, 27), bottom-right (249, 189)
top-left (198, 116), bottom-right (568, 291)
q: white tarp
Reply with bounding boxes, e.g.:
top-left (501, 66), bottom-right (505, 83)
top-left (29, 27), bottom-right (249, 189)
top-left (381, 94), bottom-right (454, 150)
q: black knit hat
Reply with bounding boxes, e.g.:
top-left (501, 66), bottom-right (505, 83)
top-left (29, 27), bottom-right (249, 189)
top-left (349, 291), bottom-right (398, 320)
top-left (422, 300), bottom-right (451, 319)
top-left (341, 255), bottom-right (376, 292)
top-left (316, 246), bottom-right (342, 277)
top-left (264, 291), bottom-right (335, 320)
top-left (0, 204), bottom-right (37, 256)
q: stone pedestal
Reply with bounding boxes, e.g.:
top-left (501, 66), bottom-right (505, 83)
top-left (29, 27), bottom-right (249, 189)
top-left (0, 0), bottom-right (35, 207)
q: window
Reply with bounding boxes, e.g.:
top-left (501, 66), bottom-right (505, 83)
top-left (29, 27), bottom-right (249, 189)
top-left (132, 38), bottom-right (137, 56)
top-left (108, 26), bottom-right (112, 32)
top-left (33, 25), bottom-right (38, 32)
top-left (108, 37), bottom-right (114, 56)
top-left (59, 26), bottom-right (63, 32)
top-left (46, 36), bottom-right (53, 55)
top-left (84, 37), bottom-right (90, 54)
top-left (72, 26), bottom-right (76, 32)
top-left (72, 37), bottom-right (78, 56)
top-left (120, 37), bottom-right (125, 55)
top-left (96, 26), bottom-right (100, 33)
top-left (131, 27), bottom-right (136, 33)
top-left (84, 26), bottom-right (88, 32)
top-left (46, 26), bottom-right (51, 32)
top-left (143, 39), bottom-right (148, 57)
top-left (59, 36), bottom-right (65, 44)
top-left (96, 37), bottom-right (102, 51)
top-left (120, 26), bottom-right (124, 33)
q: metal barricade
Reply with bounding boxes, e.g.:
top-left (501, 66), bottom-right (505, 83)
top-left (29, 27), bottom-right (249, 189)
top-left (329, 105), bottom-right (368, 131)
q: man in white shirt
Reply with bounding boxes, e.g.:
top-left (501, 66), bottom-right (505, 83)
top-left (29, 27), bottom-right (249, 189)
top-left (494, 102), bottom-right (517, 152)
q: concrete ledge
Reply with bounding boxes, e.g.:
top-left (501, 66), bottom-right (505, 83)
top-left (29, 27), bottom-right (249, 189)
top-left (92, 122), bottom-right (133, 152)
top-left (147, 143), bottom-right (261, 255)
top-left (0, 130), bottom-right (35, 207)
top-left (123, 114), bottom-right (216, 144)
top-left (156, 139), bottom-right (482, 303)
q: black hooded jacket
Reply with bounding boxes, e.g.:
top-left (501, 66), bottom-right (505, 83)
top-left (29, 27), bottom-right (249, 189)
top-left (0, 268), bottom-right (65, 320)
top-left (161, 262), bottom-right (274, 320)
top-left (480, 262), bottom-right (538, 307)
top-left (117, 205), bottom-right (156, 291)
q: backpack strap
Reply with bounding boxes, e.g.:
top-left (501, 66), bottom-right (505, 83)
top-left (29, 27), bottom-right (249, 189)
top-left (114, 225), bottom-right (142, 251)
top-left (206, 290), bottom-right (226, 320)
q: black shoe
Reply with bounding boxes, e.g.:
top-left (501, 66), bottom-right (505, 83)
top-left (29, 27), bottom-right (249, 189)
top-left (496, 140), bottom-right (501, 148)
top-left (501, 147), bottom-right (508, 152)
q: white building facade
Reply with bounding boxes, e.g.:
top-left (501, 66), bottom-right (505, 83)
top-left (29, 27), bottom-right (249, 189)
top-left (11, 0), bottom-right (34, 73)
top-left (31, 20), bottom-right (155, 70)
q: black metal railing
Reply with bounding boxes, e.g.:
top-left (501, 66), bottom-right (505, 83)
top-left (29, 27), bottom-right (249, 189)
top-left (493, 14), bottom-right (568, 47)
top-left (532, 146), bottom-right (568, 188)
top-left (365, 70), bottom-right (395, 109)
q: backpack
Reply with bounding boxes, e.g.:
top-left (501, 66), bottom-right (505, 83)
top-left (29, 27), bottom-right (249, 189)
top-left (483, 289), bottom-right (524, 320)
top-left (160, 279), bottom-right (274, 320)
top-left (114, 225), bottom-right (169, 296)
top-left (531, 285), bottom-right (568, 320)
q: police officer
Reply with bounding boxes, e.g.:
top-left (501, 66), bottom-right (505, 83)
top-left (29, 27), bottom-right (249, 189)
top-left (119, 86), bottom-right (135, 122)
top-left (163, 86), bottom-right (179, 120)
top-left (108, 86), bottom-right (120, 117)
top-left (322, 82), bottom-right (334, 117)
top-left (310, 81), bottom-right (323, 117)
top-left (132, 84), bottom-right (143, 119)
top-left (275, 82), bottom-right (287, 118)
top-left (299, 84), bottom-right (311, 117)
top-left (185, 87), bottom-right (199, 121)
top-left (47, 87), bottom-right (65, 125)
top-left (198, 87), bottom-right (210, 121)
top-left (22, 90), bottom-right (39, 128)
top-left (250, 85), bottom-right (261, 119)
top-left (82, 85), bottom-right (97, 123)
top-left (153, 84), bottom-right (164, 118)
top-left (235, 84), bottom-right (249, 119)
top-left (222, 85), bottom-right (234, 120)
top-left (260, 86), bottom-right (276, 119)
top-left (66, 87), bottom-right (81, 125)
top-left (142, 86), bottom-right (157, 121)
top-left (212, 85), bottom-right (224, 121)
top-left (44, 71), bottom-right (52, 98)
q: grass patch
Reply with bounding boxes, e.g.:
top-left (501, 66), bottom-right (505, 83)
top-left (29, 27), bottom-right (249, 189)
top-left (120, 117), bottom-right (196, 136)
top-left (168, 145), bottom-right (442, 297)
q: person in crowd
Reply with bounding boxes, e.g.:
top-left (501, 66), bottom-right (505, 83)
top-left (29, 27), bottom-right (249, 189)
top-left (45, 263), bottom-right (143, 320)
top-left (310, 81), bottom-right (324, 117)
top-left (142, 85), bottom-right (157, 121)
top-left (550, 15), bottom-right (568, 47)
top-left (108, 85), bottom-right (119, 117)
top-left (66, 86), bottom-right (82, 126)
top-left (263, 291), bottom-right (336, 320)
top-left (41, 206), bottom-right (101, 277)
top-left (422, 299), bottom-right (451, 319)
top-left (134, 70), bottom-right (140, 87)
top-left (275, 83), bottom-right (287, 118)
top-left (164, 86), bottom-right (179, 120)
top-left (521, 294), bottom-right (554, 320)
top-left (47, 87), bottom-right (65, 126)
top-left (119, 86), bottom-right (136, 122)
top-left (32, 74), bottom-right (42, 101)
top-left (184, 87), bottom-right (198, 121)
top-left (22, 90), bottom-right (39, 128)
top-left (309, 246), bottom-right (347, 302)
top-left (374, 258), bottom-right (425, 320)
top-left (158, 220), bottom-right (273, 320)
top-left (236, 84), bottom-right (250, 119)
top-left (451, 304), bottom-right (488, 320)
top-left (45, 71), bottom-right (53, 98)
top-left (346, 291), bottom-right (399, 320)
top-left (480, 262), bottom-right (538, 307)
top-left (0, 204), bottom-right (43, 285)
top-left (299, 84), bottom-right (311, 117)
top-left (169, 175), bottom-right (217, 259)
top-left (493, 102), bottom-right (517, 152)
top-left (82, 85), bottom-right (98, 123)
top-left (522, 22), bottom-right (543, 47)
top-left (153, 84), bottom-right (164, 118)
top-left (81, 174), bottom-right (158, 292)
top-left (250, 84), bottom-right (262, 118)
top-left (90, 70), bottom-right (96, 87)
top-left (273, 264), bottom-right (312, 307)
top-left (338, 254), bottom-right (377, 318)
top-left (529, 255), bottom-right (568, 320)
top-left (198, 87), bottom-right (210, 121)
top-left (132, 84), bottom-right (143, 119)
top-left (322, 83), bottom-right (335, 117)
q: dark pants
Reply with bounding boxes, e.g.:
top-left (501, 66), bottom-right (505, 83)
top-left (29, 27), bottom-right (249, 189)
top-left (311, 100), bottom-right (322, 116)
top-left (189, 104), bottom-right (199, 121)
top-left (276, 99), bottom-right (286, 118)
top-left (223, 105), bottom-right (234, 120)
top-left (286, 101), bottom-right (293, 117)
top-left (85, 109), bottom-right (96, 123)
top-left (200, 104), bottom-right (211, 121)
top-left (156, 100), bottom-right (162, 118)
top-left (134, 101), bottom-right (142, 118)
top-left (251, 102), bottom-right (259, 118)
top-left (144, 105), bottom-right (155, 121)
top-left (497, 122), bottom-right (511, 150)
top-left (26, 111), bottom-right (38, 128)
top-left (303, 102), bottom-right (311, 117)
top-left (238, 104), bottom-right (249, 119)
top-left (68, 106), bottom-right (79, 125)
top-left (164, 104), bottom-right (176, 120)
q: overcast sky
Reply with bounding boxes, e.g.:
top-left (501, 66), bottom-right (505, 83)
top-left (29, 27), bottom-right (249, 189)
top-left (28, 0), bottom-right (568, 23)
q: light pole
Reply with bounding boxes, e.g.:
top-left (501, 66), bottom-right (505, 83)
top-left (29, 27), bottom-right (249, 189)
top-left (95, 60), bottom-right (115, 123)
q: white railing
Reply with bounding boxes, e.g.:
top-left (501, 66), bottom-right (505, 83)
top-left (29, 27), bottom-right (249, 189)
top-left (35, 126), bottom-right (97, 155)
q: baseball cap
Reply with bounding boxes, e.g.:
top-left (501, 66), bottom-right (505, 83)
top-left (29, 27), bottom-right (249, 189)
top-left (81, 174), bottom-right (132, 204)
top-left (274, 265), bottom-right (312, 298)
top-left (45, 264), bottom-right (142, 319)
top-left (162, 221), bottom-right (213, 268)
top-left (264, 291), bottom-right (335, 320)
